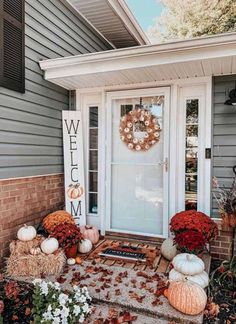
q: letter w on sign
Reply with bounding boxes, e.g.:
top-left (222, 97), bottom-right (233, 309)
top-left (62, 111), bottom-right (86, 225)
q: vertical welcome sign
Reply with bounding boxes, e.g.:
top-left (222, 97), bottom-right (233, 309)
top-left (62, 111), bottom-right (86, 225)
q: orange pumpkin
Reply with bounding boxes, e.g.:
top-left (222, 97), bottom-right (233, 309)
top-left (67, 184), bottom-right (84, 200)
top-left (43, 210), bottom-right (75, 233)
top-left (75, 256), bottom-right (82, 264)
top-left (80, 225), bottom-right (99, 244)
top-left (165, 281), bottom-right (207, 315)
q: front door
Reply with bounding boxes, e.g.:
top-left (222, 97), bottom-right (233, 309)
top-left (106, 88), bottom-right (170, 237)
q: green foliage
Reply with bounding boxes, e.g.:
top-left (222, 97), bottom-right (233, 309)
top-left (148, 0), bottom-right (236, 42)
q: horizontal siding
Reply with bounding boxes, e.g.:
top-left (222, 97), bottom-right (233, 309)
top-left (0, 0), bottom-right (111, 179)
top-left (212, 75), bottom-right (236, 217)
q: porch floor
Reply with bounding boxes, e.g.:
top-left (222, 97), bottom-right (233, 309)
top-left (15, 238), bottom-right (210, 323)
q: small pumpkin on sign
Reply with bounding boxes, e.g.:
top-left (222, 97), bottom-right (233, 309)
top-left (67, 183), bottom-right (84, 200)
top-left (17, 224), bottom-right (37, 242)
top-left (80, 225), bottom-right (99, 244)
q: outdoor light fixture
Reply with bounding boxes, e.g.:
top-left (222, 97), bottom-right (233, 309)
top-left (224, 81), bottom-right (236, 106)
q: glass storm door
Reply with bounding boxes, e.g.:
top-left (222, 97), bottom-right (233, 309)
top-left (106, 88), bottom-right (170, 237)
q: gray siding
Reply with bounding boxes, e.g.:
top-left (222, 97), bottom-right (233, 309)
top-left (212, 75), bottom-right (236, 217)
top-left (0, 0), bottom-right (111, 179)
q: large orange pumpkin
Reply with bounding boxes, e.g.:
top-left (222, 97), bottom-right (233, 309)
top-left (165, 281), bottom-right (207, 315)
top-left (80, 225), bottom-right (99, 244)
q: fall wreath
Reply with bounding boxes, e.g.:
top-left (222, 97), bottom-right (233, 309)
top-left (119, 108), bottom-right (161, 151)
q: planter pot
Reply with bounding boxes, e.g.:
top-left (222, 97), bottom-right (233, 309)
top-left (65, 245), bottom-right (77, 258)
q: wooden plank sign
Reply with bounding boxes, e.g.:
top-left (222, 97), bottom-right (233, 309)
top-left (62, 110), bottom-right (86, 225)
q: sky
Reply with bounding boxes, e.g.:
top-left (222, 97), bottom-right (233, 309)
top-left (126, 0), bottom-right (164, 33)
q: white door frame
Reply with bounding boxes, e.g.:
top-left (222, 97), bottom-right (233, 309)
top-left (103, 87), bottom-right (171, 238)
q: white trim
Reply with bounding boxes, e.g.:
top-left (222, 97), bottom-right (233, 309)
top-left (105, 87), bottom-right (170, 238)
top-left (39, 32), bottom-right (236, 78)
top-left (108, 0), bottom-right (150, 45)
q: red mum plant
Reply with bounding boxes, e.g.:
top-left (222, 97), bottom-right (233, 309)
top-left (174, 230), bottom-right (206, 254)
top-left (50, 223), bottom-right (83, 250)
top-left (170, 210), bottom-right (218, 242)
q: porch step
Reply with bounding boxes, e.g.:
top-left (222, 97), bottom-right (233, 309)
top-left (105, 231), bottom-right (164, 246)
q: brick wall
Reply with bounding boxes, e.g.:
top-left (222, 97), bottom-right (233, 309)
top-left (0, 174), bottom-right (64, 267)
top-left (210, 223), bottom-right (235, 260)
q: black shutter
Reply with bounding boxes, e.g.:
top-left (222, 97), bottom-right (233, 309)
top-left (0, 0), bottom-right (25, 93)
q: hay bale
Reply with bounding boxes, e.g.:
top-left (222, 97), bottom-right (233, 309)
top-left (9, 235), bottom-right (45, 256)
top-left (6, 249), bottom-right (66, 278)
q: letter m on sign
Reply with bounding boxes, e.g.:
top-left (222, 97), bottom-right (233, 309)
top-left (62, 111), bottom-right (86, 226)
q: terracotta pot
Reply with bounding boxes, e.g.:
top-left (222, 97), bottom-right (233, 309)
top-left (65, 245), bottom-right (77, 258)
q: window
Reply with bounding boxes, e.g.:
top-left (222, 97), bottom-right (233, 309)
top-left (185, 99), bottom-right (199, 210)
top-left (88, 107), bottom-right (98, 214)
top-left (0, 0), bottom-right (25, 93)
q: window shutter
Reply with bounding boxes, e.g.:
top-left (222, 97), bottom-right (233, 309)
top-left (0, 0), bottom-right (25, 93)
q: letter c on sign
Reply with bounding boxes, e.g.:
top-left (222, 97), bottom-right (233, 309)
top-left (71, 167), bottom-right (78, 182)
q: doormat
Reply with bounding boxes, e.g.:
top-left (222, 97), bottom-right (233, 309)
top-left (99, 247), bottom-right (146, 262)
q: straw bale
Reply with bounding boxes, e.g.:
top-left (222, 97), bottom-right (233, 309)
top-left (6, 249), bottom-right (66, 278)
top-left (9, 235), bottom-right (45, 256)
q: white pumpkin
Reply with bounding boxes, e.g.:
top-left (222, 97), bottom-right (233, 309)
top-left (41, 237), bottom-right (59, 254)
top-left (78, 239), bottom-right (92, 254)
top-left (172, 253), bottom-right (205, 275)
top-left (17, 224), bottom-right (37, 241)
top-left (169, 268), bottom-right (209, 288)
top-left (30, 247), bottom-right (41, 255)
top-left (67, 258), bottom-right (76, 265)
top-left (161, 238), bottom-right (177, 261)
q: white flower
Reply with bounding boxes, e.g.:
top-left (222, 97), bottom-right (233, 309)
top-left (59, 293), bottom-right (69, 306)
top-left (73, 305), bottom-right (81, 316)
top-left (42, 309), bottom-right (53, 321)
top-left (52, 317), bottom-right (61, 324)
top-left (32, 279), bottom-right (42, 285)
top-left (47, 305), bottom-right (52, 312)
top-left (82, 303), bottom-right (90, 313)
top-left (54, 282), bottom-right (61, 290)
top-left (79, 314), bottom-right (85, 323)
top-left (40, 281), bottom-right (49, 296)
top-left (53, 308), bottom-right (61, 317)
top-left (61, 306), bottom-right (69, 318)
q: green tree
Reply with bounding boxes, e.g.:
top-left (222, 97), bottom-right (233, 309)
top-left (148, 0), bottom-right (236, 42)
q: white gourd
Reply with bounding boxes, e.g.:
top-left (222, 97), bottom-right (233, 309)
top-left (78, 239), bottom-right (92, 254)
top-left (67, 258), bottom-right (76, 265)
top-left (17, 224), bottom-right (37, 241)
top-left (169, 268), bottom-right (209, 288)
top-left (40, 238), bottom-right (59, 254)
top-left (160, 238), bottom-right (177, 261)
top-left (172, 253), bottom-right (205, 275)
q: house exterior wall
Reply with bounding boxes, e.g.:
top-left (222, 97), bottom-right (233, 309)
top-left (211, 74), bottom-right (236, 260)
top-left (0, 0), bottom-right (111, 267)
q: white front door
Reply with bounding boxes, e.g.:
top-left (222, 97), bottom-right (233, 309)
top-left (106, 88), bottom-right (170, 237)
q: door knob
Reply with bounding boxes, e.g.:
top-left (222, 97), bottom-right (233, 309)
top-left (157, 158), bottom-right (168, 172)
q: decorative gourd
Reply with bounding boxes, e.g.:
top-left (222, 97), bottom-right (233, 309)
top-left (67, 184), bottom-right (84, 200)
top-left (67, 258), bottom-right (76, 265)
top-left (75, 256), bottom-right (82, 264)
top-left (160, 237), bottom-right (177, 261)
top-left (17, 224), bottom-right (37, 241)
top-left (40, 238), bottom-right (59, 254)
top-left (78, 239), bottom-right (92, 254)
top-left (165, 281), bottom-right (207, 315)
top-left (172, 253), bottom-right (204, 275)
top-left (30, 247), bottom-right (41, 255)
top-left (80, 225), bottom-right (99, 244)
top-left (43, 210), bottom-right (75, 233)
top-left (169, 268), bottom-right (209, 288)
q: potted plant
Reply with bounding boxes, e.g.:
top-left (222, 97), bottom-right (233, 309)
top-left (50, 223), bottom-right (83, 258)
top-left (170, 210), bottom-right (218, 245)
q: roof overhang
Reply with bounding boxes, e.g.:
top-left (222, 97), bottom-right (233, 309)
top-left (67, 0), bottom-right (149, 48)
top-left (39, 32), bottom-right (236, 90)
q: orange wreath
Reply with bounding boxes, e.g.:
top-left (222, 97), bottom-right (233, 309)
top-left (119, 108), bottom-right (161, 151)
